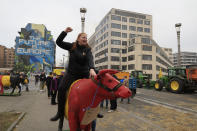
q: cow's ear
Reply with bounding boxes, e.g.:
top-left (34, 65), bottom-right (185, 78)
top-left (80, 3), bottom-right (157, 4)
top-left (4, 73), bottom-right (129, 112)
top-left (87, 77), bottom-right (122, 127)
top-left (98, 69), bottom-right (119, 76)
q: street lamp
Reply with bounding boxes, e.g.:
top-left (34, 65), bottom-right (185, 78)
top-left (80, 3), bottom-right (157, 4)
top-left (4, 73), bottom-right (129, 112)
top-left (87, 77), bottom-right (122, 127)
top-left (80, 8), bottom-right (87, 33)
top-left (175, 23), bottom-right (182, 67)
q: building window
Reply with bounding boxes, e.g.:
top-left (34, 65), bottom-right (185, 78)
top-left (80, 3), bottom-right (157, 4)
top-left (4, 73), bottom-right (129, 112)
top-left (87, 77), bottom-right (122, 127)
top-left (122, 25), bottom-right (127, 30)
top-left (129, 34), bottom-right (136, 38)
top-left (122, 33), bottom-right (127, 38)
top-left (111, 39), bottom-right (121, 45)
top-left (95, 56), bottom-right (108, 64)
top-left (111, 31), bottom-right (121, 37)
top-left (111, 23), bottom-right (121, 29)
top-left (137, 27), bottom-right (143, 32)
top-left (142, 55), bottom-right (152, 61)
top-left (137, 19), bottom-right (143, 24)
top-left (142, 45), bottom-right (152, 51)
top-left (146, 74), bottom-right (152, 79)
top-left (128, 64), bottom-right (135, 70)
top-left (142, 64), bottom-right (152, 70)
top-left (141, 38), bottom-right (150, 44)
top-left (122, 49), bottom-right (127, 54)
top-left (144, 20), bottom-right (150, 25)
top-left (129, 18), bottom-right (136, 23)
top-left (128, 55), bottom-right (135, 61)
top-left (111, 65), bottom-right (119, 70)
top-left (144, 28), bottom-right (150, 33)
top-left (122, 41), bottom-right (127, 46)
top-left (111, 56), bottom-right (120, 61)
top-left (111, 48), bottom-right (120, 53)
top-left (129, 26), bottom-right (136, 31)
top-left (111, 15), bottom-right (121, 21)
top-left (156, 56), bottom-right (170, 67)
top-left (122, 17), bottom-right (127, 22)
top-left (122, 65), bottom-right (127, 70)
top-left (128, 46), bottom-right (135, 52)
top-left (122, 57), bottom-right (127, 62)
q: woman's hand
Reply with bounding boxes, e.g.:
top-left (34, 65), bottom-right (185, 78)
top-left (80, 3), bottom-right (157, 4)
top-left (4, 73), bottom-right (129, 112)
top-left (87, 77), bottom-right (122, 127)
top-left (89, 69), bottom-right (96, 78)
top-left (64, 27), bottom-right (73, 33)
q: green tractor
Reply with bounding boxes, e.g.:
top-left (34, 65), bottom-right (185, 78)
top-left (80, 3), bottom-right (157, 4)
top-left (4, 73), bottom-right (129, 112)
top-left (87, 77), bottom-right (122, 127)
top-left (154, 65), bottom-right (197, 93)
top-left (131, 70), bottom-right (149, 88)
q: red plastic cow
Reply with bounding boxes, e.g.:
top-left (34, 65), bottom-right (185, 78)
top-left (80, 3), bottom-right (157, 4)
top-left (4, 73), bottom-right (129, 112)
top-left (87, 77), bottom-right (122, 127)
top-left (65, 69), bottom-right (132, 131)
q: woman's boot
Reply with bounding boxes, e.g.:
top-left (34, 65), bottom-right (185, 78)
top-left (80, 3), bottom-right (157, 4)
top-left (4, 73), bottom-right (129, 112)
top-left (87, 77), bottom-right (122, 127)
top-left (58, 116), bottom-right (64, 131)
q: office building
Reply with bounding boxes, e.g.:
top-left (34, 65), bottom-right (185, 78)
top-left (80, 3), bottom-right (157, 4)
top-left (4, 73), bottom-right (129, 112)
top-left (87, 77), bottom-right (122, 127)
top-left (0, 45), bottom-right (15, 68)
top-left (173, 52), bottom-right (197, 67)
top-left (88, 8), bottom-right (172, 80)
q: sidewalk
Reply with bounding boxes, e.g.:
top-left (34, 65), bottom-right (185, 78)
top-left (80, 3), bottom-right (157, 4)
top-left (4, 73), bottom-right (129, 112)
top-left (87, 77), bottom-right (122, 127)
top-left (14, 91), bottom-right (69, 131)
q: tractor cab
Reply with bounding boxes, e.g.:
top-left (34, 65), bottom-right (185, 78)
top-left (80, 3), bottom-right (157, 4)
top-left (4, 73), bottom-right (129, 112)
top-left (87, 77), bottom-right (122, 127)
top-left (168, 67), bottom-right (186, 78)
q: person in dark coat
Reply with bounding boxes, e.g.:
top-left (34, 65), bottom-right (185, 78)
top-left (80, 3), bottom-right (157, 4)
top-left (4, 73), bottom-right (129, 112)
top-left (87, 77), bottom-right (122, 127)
top-left (34, 74), bottom-right (40, 86)
top-left (46, 72), bottom-right (53, 98)
top-left (50, 73), bottom-right (58, 105)
top-left (50, 27), bottom-right (96, 131)
top-left (39, 72), bottom-right (46, 91)
top-left (10, 72), bottom-right (22, 94)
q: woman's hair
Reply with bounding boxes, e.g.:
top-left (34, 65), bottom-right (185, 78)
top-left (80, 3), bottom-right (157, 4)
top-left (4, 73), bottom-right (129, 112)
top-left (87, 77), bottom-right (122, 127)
top-left (71, 33), bottom-right (90, 50)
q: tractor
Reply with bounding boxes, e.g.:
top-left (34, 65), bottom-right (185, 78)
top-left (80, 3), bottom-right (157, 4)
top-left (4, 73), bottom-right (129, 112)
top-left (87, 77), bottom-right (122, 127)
top-left (154, 65), bottom-right (197, 93)
top-left (131, 70), bottom-right (149, 88)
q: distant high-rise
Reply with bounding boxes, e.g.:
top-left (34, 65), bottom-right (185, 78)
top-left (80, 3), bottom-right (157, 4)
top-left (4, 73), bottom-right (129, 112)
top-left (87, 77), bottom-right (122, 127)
top-left (88, 8), bottom-right (172, 80)
top-left (0, 45), bottom-right (15, 68)
top-left (173, 52), bottom-right (197, 67)
top-left (15, 23), bottom-right (56, 73)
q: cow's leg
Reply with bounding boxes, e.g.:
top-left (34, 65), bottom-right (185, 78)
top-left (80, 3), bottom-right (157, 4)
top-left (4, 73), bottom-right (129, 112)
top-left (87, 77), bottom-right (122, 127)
top-left (68, 112), bottom-right (80, 131)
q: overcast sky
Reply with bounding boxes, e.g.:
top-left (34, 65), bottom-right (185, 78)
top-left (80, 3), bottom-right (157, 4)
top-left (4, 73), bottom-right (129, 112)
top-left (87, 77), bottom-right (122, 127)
top-left (1, 0), bottom-right (197, 65)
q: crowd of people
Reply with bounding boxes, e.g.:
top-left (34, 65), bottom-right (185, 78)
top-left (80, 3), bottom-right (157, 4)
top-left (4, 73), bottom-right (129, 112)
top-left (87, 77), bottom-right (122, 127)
top-left (9, 72), bottom-right (30, 94)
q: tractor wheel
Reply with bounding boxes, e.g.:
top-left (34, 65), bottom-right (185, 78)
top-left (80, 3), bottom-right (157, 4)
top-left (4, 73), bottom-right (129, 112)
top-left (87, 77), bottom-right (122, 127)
top-left (154, 80), bottom-right (163, 91)
top-left (169, 78), bottom-right (183, 93)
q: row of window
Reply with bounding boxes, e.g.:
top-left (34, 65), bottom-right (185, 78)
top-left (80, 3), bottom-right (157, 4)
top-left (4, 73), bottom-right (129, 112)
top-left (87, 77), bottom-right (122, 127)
top-left (142, 45), bottom-right (152, 51)
top-left (111, 15), bottom-right (150, 25)
top-left (111, 24), bottom-right (151, 33)
top-left (95, 24), bottom-right (109, 40)
top-left (95, 54), bottom-right (171, 65)
top-left (96, 32), bottom-right (108, 44)
top-left (95, 40), bottom-right (108, 51)
top-left (96, 65), bottom-right (108, 70)
top-left (95, 56), bottom-right (108, 64)
top-left (156, 47), bottom-right (172, 64)
top-left (110, 64), bottom-right (153, 71)
top-left (111, 31), bottom-right (150, 38)
top-left (156, 56), bottom-right (171, 67)
top-left (156, 65), bottom-right (167, 73)
top-left (95, 48), bottom-right (108, 58)
top-left (115, 10), bottom-right (146, 19)
top-left (96, 16), bottom-right (109, 32)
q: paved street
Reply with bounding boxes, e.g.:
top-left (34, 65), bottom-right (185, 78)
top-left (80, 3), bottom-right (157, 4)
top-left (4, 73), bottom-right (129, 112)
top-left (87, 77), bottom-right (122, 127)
top-left (1, 79), bottom-right (197, 131)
